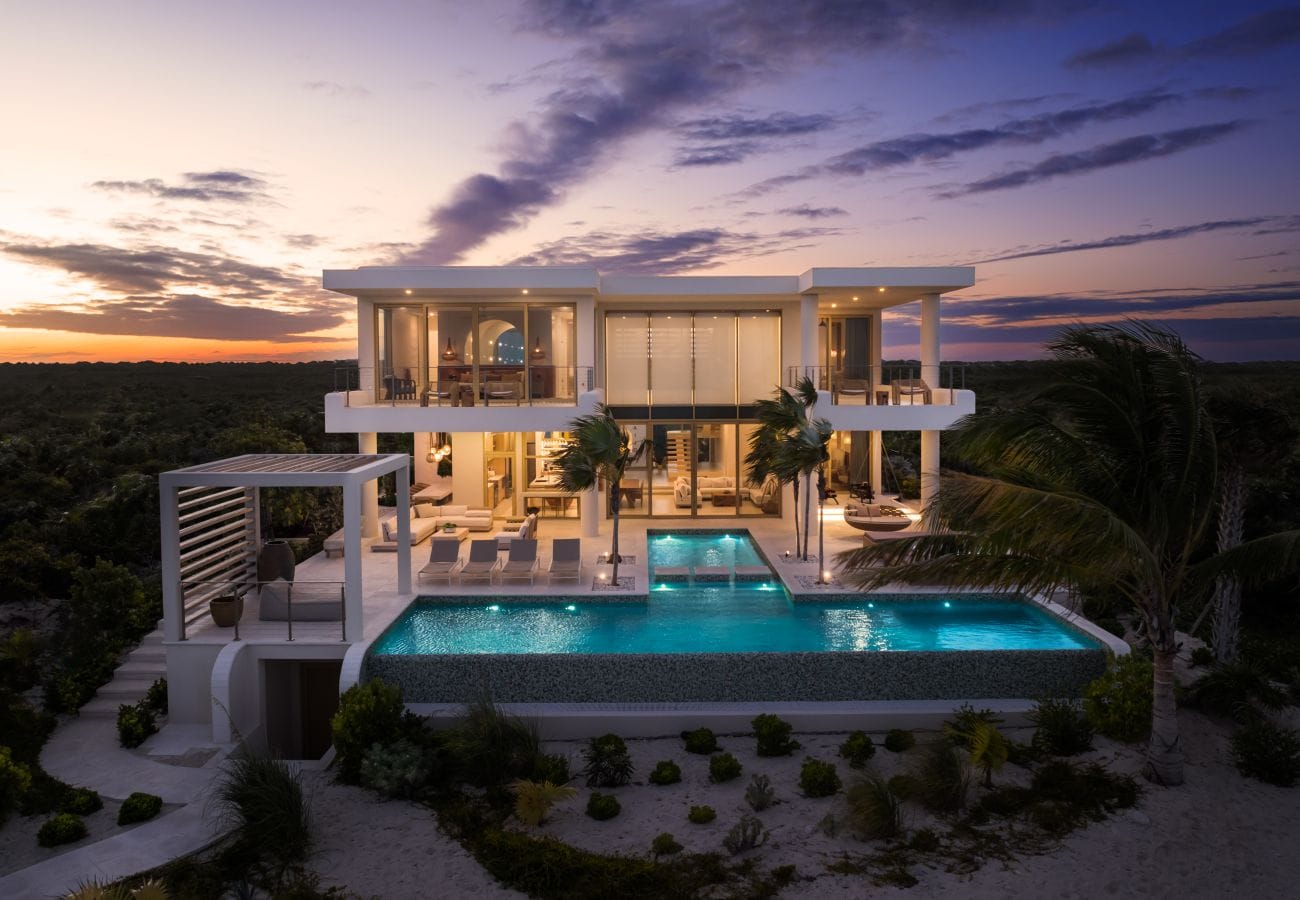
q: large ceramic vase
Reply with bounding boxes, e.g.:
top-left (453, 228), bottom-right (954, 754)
top-left (258, 539), bottom-right (296, 584)
top-left (210, 594), bottom-right (243, 627)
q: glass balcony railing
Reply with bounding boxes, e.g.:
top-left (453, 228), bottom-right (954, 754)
top-left (785, 364), bottom-right (967, 406)
top-left (334, 366), bottom-right (594, 408)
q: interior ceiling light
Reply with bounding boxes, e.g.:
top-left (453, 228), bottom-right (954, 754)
top-left (851, 295), bottom-right (859, 301)
top-left (522, 288), bottom-right (529, 294)
top-left (404, 289), bottom-right (412, 295)
top-left (441, 338), bottom-right (460, 361)
top-left (878, 287), bottom-right (886, 292)
top-left (530, 337), bottom-right (547, 360)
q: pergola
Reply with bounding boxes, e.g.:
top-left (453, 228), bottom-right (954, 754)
top-left (159, 453), bottom-right (412, 642)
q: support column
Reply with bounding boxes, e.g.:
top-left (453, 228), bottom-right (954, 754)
top-left (159, 481), bottom-right (182, 642)
top-left (920, 430), bottom-right (940, 513)
top-left (577, 295), bottom-right (596, 392)
top-left (920, 293), bottom-right (940, 392)
top-left (799, 295), bottom-right (819, 384)
top-left (358, 432), bottom-right (380, 539)
top-left (870, 431), bottom-right (884, 500)
top-left (581, 488), bottom-right (599, 538)
top-left (395, 465), bottom-right (411, 596)
top-left (343, 481), bottom-right (363, 642)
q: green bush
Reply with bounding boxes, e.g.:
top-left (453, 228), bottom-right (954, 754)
top-left (845, 774), bottom-right (902, 840)
top-left (1230, 720), bottom-right (1300, 787)
top-left (213, 751), bottom-right (312, 863)
top-left (116, 701), bottom-right (157, 749)
top-left (64, 786), bottom-right (102, 815)
top-left (0, 746), bottom-right (32, 826)
top-left (722, 814), bottom-right (768, 855)
top-left (586, 792), bottom-right (621, 821)
top-left (909, 828), bottom-right (940, 852)
top-left (798, 757), bottom-right (841, 798)
top-left (532, 753), bottom-right (571, 786)
top-left (752, 714), bottom-right (800, 757)
top-left (37, 812), bottom-right (87, 847)
top-left (1189, 646), bottom-right (1215, 668)
top-left (1190, 661), bottom-right (1289, 721)
top-left (944, 704), bottom-right (1004, 748)
top-left (838, 730), bottom-right (875, 768)
top-left (687, 804), bottom-right (716, 824)
top-left (583, 734), bottom-right (634, 788)
top-left (331, 679), bottom-right (410, 784)
top-left (884, 729), bottom-right (915, 752)
top-left (681, 727), bottom-right (718, 754)
top-left (360, 739), bottom-right (430, 800)
top-left (1029, 761), bottom-right (1138, 830)
top-left (1029, 698), bottom-right (1094, 756)
top-left (144, 677), bottom-right (168, 714)
top-left (651, 832), bottom-right (683, 856)
top-left (907, 741), bottom-right (969, 813)
top-left (708, 752), bottom-right (742, 783)
top-left (442, 694), bottom-right (540, 788)
top-left (648, 760), bottom-right (681, 786)
top-left (117, 791), bottom-right (163, 825)
top-left (511, 779), bottom-right (578, 826)
top-left (1083, 655), bottom-right (1153, 743)
top-left (744, 773), bottom-right (775, 811)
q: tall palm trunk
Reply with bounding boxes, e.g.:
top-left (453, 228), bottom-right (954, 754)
top-left (1147, 643), bottom-right (1185, 786)
top-left (791, 477), bottom-right (802, 558)
top-left (802, 472), bottom-right (813, 561)
top-left (610, 483), bottom-right (622, 586)
top-left (1211, 465), bottom-right (1246, 662)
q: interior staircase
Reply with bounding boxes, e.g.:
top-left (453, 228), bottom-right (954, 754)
top-left (79, 628), bottom-right (166, 719)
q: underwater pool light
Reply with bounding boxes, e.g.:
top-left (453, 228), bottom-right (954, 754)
top-left (487, 604), bottom-right (500, 612)
top-left (565, 604), bottom-right (576, 611)
top-left (944, 601), bottom-right (951, 608)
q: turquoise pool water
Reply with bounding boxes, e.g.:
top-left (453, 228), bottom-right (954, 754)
top-left (370, 531), bottom-right (1099, 655)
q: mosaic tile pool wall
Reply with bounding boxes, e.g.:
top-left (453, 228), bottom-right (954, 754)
top-left (364, 647), bottom-right (1108, 703)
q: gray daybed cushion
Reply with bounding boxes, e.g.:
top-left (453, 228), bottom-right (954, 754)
top-left (259, 578), bottom-right (343, 622)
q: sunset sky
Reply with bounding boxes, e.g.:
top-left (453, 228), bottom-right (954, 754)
top-left (2, 0), bottom-right (1298, 362)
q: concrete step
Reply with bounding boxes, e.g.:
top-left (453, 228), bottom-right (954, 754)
top-left (138, 630), bottom-right (164, 646)
top-left (80, 697), bottom-right (125, 719)
top-left (127, 647), bottom-right (166, 664)
top-left (116, 660), bottom-right (165, 679)
top-left (97, 678), bottom-right (155, 700)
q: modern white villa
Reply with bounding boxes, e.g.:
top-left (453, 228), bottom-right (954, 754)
top-left (156, 265), bottom-right (978, 755)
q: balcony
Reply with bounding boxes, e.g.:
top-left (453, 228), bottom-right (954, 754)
top-left (787, 365), bottom-right (974, 431)
top-left (334, 365), bottom-right (594, 408)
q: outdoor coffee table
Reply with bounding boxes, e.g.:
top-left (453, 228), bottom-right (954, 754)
top-left (433, 527), bottom-right (469, 542)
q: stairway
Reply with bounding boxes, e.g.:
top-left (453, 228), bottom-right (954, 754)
top-left (80, 628), bottom-right (166, 719)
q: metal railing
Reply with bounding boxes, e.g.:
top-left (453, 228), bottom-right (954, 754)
top-left (334, 365), bottom-right (594, 408)
top-left (180, 579), bottom-right (346, 642)
top-left (785, 364), bottom-right (966, 405)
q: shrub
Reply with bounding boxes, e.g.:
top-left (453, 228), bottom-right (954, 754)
top-left (442, 694), bottom-right (541, 788)
top-left (681, 727), bottom-right (718, 754)
top-left (845, 774), bottom-right (902, 840)
top-left (687, 805), bottom-right (716, 824)
top-left (752, 714), bottom-right (800, 757)
top-left (64, 786), bottom-right (103, 815)
top-left (1029, 698), bottom-right (1094, 756)
top-left (838, 731), bottom-right (876, 769)
top-left (586, 792), bottom-right (621, 820)
top-left (583, 734), bottom-right (634, 788)
top-left (331, 679), bottom-right (410, 784)
top-left (907, 741), bottom-right (969, 813)
top-left (0, 746), bottom-right (32, 826)
top-left (723, 814), bottom-right (768, 855)
top-left (910, 828), bottom-right (940, 852)
top-left (651, 832), bottom-right (683, 856)
top-left (798, 757), bottom-right (841, 798)
top-left (1190, 661), bottom-right (1289, 721)
top-left (1189, 646), bottom-right (1215, 668)
top-left (117, 701), bottom-right (157, 749)
top-left (37, 812), bottom-right (87, 847)
top-left (117, 791), bottom-right (163, 825)
top-left (1230, 720), bottom-right (1300, 787)
top-left (144, 677), bottom-right (168, 714)
top-left (744, 773), bottom-right (776, 811)
top-left (360, 739), bottom-right (430, 800)
top-left (1083, 655), bottom-right (1153, 743)
top-left (977, 785), bottom-right (1037, 818)
top-left (708, 752), bottom-right (742, 783)
top-left (1032, 761), bottom-right (1137, 819)
top-left (212, 751), bottom-right (312, 863)
top-left (956, 720), bottom-right (1009, 789)
top-left (944, 704), bottom-right (1003, 748)
top-left (532, 753), bottom-right (571, 786)
top-left (648, 760), bottom-right (681, 786)
top-left (884, 729), bottom-right (915, 752)
top-left (511, 779), bottom-right (578, 825)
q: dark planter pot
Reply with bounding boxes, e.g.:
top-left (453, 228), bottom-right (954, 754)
top-left (210, 595), bottom-right (243, 628)
top-left (258, 539), bottom-right (296, 584)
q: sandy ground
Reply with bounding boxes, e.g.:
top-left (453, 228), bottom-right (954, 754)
top-left (302, 709), bottom-right (1300, 899)
top-left (0, 798), bottom-right (180, 878)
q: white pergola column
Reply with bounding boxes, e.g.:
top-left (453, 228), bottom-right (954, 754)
top-left (581, 489), bottom-right (599, 537)
top-left (395, 469), bottom-right (412, 596)
top-left (870, 431), bottom-right (884, 500)
top-left (343, 481), bottom-right (364, 642)
top-left (577, 295), bottom-right (596, 392)
top-left (159, 484), bottom-right (182, 642)
top-left (799, 295), bottom-right (819, 378)
top-left (870, 309), bottom-right (884, 498)
top-left (919, 293), bottom-right (941, 511)
top-left (358, 432), bottom-right (380, 538)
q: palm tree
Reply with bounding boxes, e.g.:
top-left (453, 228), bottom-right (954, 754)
top-left (837, 322), bottom-right (1300, 786)
top-left (746, 377), bottom-right (831, 561)
top-left (554, 405), bottom-right (647, 586)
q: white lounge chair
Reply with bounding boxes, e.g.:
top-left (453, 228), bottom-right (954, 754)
top-left (417, 537), bottom-right (462, 583)
top-left (496, 513), bottom-right (536, 550)
top-left (458, 539), bottom-right (501, 584)
top-left (547, 538), bottom-right (582, 583)
top-left (500, 539), bottom-right (539, 584)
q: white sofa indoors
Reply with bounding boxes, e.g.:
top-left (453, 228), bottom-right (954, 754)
top-left (674, 475), bottom-right (737, 507)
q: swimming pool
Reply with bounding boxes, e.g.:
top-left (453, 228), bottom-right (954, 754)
top-left (365, 529), bottom-right (1109, 702)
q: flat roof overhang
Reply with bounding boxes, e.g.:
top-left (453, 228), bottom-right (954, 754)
top-left (160, 453), bottom-right (409, 489)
